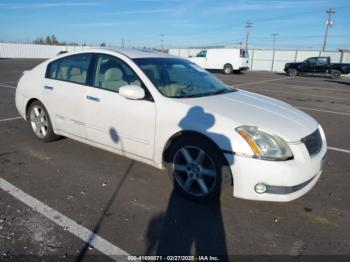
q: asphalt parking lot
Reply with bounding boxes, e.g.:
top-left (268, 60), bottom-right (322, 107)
top-left (0, 59), bottom-right (350, 261)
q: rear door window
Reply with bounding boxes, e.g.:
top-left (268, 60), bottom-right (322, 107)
top-left (316, 58), bottom-right (328, 65)
top-left (46, 60), bottom-right (59, 79)
top-left (47, 54), bottom-right (93, 85)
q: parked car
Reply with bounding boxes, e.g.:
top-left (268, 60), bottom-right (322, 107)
top-left (284, 56), bottom-right (350, 79)
top-left (16, 48), bottom-right (327, 202)
top-left (188, 48), bottom-right (249, 74)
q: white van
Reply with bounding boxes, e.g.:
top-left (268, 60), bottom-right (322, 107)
top-left (188, 48), bottom-right (249, 74)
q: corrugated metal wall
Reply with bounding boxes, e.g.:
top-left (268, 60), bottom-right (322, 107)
top-left (169, 48), bottom-right (350, 72)
top-left (0, 43), bottom-right (93, 59)
top-left (1, 43), bottom-right (349, 72)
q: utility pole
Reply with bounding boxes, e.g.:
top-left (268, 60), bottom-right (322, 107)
top-left (322, 8), bottom-right (335, 51)
top-left (245, 21), bottom-right (252, 51)
top-left (271, 33), bottom-right (279, 50)
top-left (160, 34), bottom-right (164, 51)
top-left (271, 33), bottom-right (279, 72)
top-left (121, 38), bottom-right (125, 48)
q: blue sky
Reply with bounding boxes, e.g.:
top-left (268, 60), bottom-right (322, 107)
top-left (0, 0), bottom-right (349, 50)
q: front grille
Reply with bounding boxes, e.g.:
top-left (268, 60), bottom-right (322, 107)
top-left (301, 129), bottom-right (322, 156)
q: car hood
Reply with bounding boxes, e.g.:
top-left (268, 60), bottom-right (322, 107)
top-left (177, 90), bottom-right (318, 142)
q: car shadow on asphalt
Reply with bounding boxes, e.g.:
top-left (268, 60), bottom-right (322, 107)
top-left (145, 106), bottom-right (233, 260)
top-left (75, 128), bottom-right (132, 262)
top-left (274, 72), bottom-right (336, 80)
top-left (145, 193), bottom-right (228, 259)
top-left (324, 79), bottom-right (350, 86)
top-left (208, 69), bottom-right (244, 75)
top-left (76, 162), bottom-right (135, 262)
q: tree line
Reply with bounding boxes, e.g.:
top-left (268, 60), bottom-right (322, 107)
top-left (33, 35), bottom-right (83, 46)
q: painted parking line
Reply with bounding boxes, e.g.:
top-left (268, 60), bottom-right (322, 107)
top-left (242, 81), bottom-right (350, 93)
top-left (234, 76), bottom-right (291, 87)
top-left (0, 82), bottom-right (17, 85)
top-left (328, 147), bottom-right (350, 154)
top-left (0, 116), bottom-right (22, 122)
top-left (242, 87), bottom-right (350, 101)
top-left (297, 107), bottom-right (350, 116)
top-left (0, 84), bottom-right (16, 89)
top-left (0, 177), bottom-right (130, 261)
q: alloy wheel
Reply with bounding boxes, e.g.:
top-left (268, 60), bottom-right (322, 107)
top-left (172, 146), bottom-right (217, 197)
top-left (30, 105), bottom-right (49, 138)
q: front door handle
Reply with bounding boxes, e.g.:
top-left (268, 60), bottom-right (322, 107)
top-left (44, 85), bottom-right (54, 90)
top-left (86, 96), bottom-right (100, 102)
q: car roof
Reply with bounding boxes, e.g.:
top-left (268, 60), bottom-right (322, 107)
top-left (63, 47), bottom-right (179, 59)
top-left (108, 47), bottom-right (178, 59)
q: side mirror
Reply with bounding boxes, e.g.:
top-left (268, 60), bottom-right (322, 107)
top-left (119, 85), bottom-right (145, 100)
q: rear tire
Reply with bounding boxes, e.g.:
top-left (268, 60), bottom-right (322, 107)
top-left (287, 68), bottom-right (298, 77)
top-left (330, 69), bottom-right (341, 79)
top-left (223, 64), bottom-right (233, 75)
top-left (28, 101), bottom-right (59, 143)
top-left (164, 135), bottom-right (231, 203)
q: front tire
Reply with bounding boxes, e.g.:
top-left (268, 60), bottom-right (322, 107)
top-left (28, 101), bottom-right (59, 142)
top-left (287, 68), bottom-right (298, 77)
top-left (330, 69), bottom-right (341, 79)
top-left (164, 136), bottom-right (231, 202)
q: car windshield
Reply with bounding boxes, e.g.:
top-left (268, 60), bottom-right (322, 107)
top-left (133, 58), bottom-right (237, 98)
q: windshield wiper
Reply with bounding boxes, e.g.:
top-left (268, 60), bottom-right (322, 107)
top-left (171, 88), bottom-right (236, 99)
top-left (210, 88), bottom-right (234, 95)
top-left (174, 93), bottom-right (205, 98)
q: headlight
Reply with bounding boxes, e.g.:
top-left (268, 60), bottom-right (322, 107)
top-left (236, 126), bottom-right (293, 161)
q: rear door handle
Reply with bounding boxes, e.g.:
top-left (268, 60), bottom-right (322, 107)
top-left (86, 96), bottom-right (100, 102)
top-left (44, 85), bottom-right (54, 90)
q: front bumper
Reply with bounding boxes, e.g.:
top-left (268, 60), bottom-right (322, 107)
top-left (225, 140), bottom-right (327, 202)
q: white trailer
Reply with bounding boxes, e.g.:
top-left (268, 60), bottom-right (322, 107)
top-left (188, 48), bottom-right (250, 74)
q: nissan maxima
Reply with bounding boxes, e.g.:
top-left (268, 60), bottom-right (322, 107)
top-left (15, 48), bottom-right (327, 202)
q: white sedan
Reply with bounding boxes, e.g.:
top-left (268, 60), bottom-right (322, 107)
top-left (15, 48), bottom-right (327, 202)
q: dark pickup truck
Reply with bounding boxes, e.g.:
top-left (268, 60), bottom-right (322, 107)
top-left (284, 56), bottom-right (350, 79)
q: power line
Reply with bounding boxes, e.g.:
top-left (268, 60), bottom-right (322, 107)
top-left (121, 5), bottom-right (350, 47)
top-left (322, 7), bottom-right (336, 51)
top-left (160, 5), bottom-right (350, 39)
top-left (187, 33), bottom-right (350, 49)
top-left (250, 33), bottom-right (350, 40)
